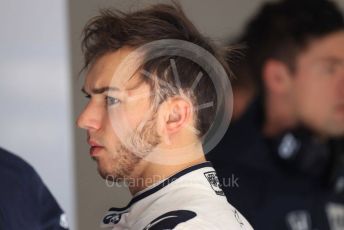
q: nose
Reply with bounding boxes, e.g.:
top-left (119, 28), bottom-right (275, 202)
top-left (77, 102), bottom-right (102, 131)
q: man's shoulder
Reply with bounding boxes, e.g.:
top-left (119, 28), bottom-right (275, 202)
top-left (142, 167), bottom-right (253, 229)
top-left (0, 146), bottom-right (50, 199)
top-left (141, 205), bottom-right (253, 230)
top-left (0, 147), bottom-right (68, 229)
top-left (140, 205), bottom-right (253, 230)
top-left (172, 210), bottom-right (254, 230)
top-left (106, 163), bottom-right (253, 229)
top-left (0, 147), bottom-right (37, 180)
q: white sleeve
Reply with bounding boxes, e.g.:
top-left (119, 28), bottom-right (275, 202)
top-left (173, 215), bottom-right (254, 230)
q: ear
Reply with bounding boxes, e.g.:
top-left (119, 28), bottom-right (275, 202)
top-left (262, 59), bottom-right (293, 94)
top-left (158, 97), bottom-right (192, 143)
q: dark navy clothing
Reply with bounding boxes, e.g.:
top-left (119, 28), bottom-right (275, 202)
top-left (0, 147), bottom-right (68, 230)
top-left (207, 98), bottom-right (344, 230)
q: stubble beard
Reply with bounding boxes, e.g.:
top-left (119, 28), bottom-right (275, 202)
top-left (104, 114), bottom-right (161, 183)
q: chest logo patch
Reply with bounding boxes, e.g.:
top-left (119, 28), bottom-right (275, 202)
top-left (102, 212), bottom-right (122, 226)
top-left (204, 171), bottom-right (224, 196)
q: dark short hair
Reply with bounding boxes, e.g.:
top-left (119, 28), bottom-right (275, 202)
top-left (81, 3), bottom-right (231, 137)
top-left (239, 0), bottom-right (344, 90)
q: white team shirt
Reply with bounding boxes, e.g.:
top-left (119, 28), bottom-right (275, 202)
top-left (100, 162), bottom-right (253, 230)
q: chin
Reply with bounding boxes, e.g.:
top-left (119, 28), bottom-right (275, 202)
top-left (329, 129), bottom-right (344, 137)
top-left (97, 165), bottom-right (124, 183)
top-left (96, 161), bottom-right (112, 179)
top-left (322, 126), bottom-right (344, 138)
top-left (97, 167), bottom-right (108, 179)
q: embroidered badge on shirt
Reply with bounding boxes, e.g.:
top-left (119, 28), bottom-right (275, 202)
top-left (204, 171), bottom-right (225, 196)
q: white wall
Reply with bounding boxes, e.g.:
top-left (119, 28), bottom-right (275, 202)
top-left (0, 0), bottom-right (75, 229)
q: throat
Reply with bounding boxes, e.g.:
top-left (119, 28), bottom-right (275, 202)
top-left (129, 156), bottom-right (206, 195)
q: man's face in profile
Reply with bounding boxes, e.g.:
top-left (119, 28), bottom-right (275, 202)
top-left (289, 31), bottom-right (344, 137)
top-left (77, 48), bottom-right (161, 180)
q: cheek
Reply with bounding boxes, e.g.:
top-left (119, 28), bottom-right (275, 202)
top-left (103, 113), bottom-right (123, 151)
top-left (293, 77), bottom-right (332, 123)
top-left (107, 105), bottom-right (147, 147)
top-left (125, 97), bottom-right (153, 128)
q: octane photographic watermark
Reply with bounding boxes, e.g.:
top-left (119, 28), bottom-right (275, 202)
top-left (221, 174), bottom-right (240, 188)
top-left (105, 173), bottom-right (240, 189)
top-left (108, 39), bottom-right (233, 165)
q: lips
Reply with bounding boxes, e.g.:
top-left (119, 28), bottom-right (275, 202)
top-left (87, 139), bottom-right (104, 157)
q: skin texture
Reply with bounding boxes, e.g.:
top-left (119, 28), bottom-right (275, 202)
top-left (77, 48), bottom-right (205, 194)
top-left (78, 49), bottom-right (154, 180)
top-left (263, 31), bottom-right (344, 139)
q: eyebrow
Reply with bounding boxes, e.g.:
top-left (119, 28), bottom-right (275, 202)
top-left (316, 57), bottom-right (344, 64)
top-left (81, 86), bottom-right (120, 95)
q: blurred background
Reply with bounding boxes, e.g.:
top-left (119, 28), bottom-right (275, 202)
top-left (0, 0), bottom-right (343, 229)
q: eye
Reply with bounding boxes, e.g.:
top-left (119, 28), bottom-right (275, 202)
top-left (84, 94), bottom-right (91, 99)
top-left (325, 65), bottom-right (336, 74)
top-left (321, 62), bottom-right (338, 76)
top-left (106, 96), bottom-right (120, 106)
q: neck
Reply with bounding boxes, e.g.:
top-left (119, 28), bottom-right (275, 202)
top-left (262, 94), bottom-right (298, 137)
top-left (129, 148), bottom-right (206, 195)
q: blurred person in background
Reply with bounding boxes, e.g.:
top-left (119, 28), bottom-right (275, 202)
top-left (227, 50), bottom-right (256, 120)
top-left (0, 147), bottom-right (68, 229)
top-left (208, 0), bottom-right (344, 229)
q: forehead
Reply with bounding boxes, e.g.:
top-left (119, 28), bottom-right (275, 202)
top-left (84, 47), bottom-right (142, 91)
top-left (299, 30), bottom-right (344, 62)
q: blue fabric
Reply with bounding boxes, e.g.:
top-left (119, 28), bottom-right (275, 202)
top-left (0, 147), bottom-right (67, 230)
